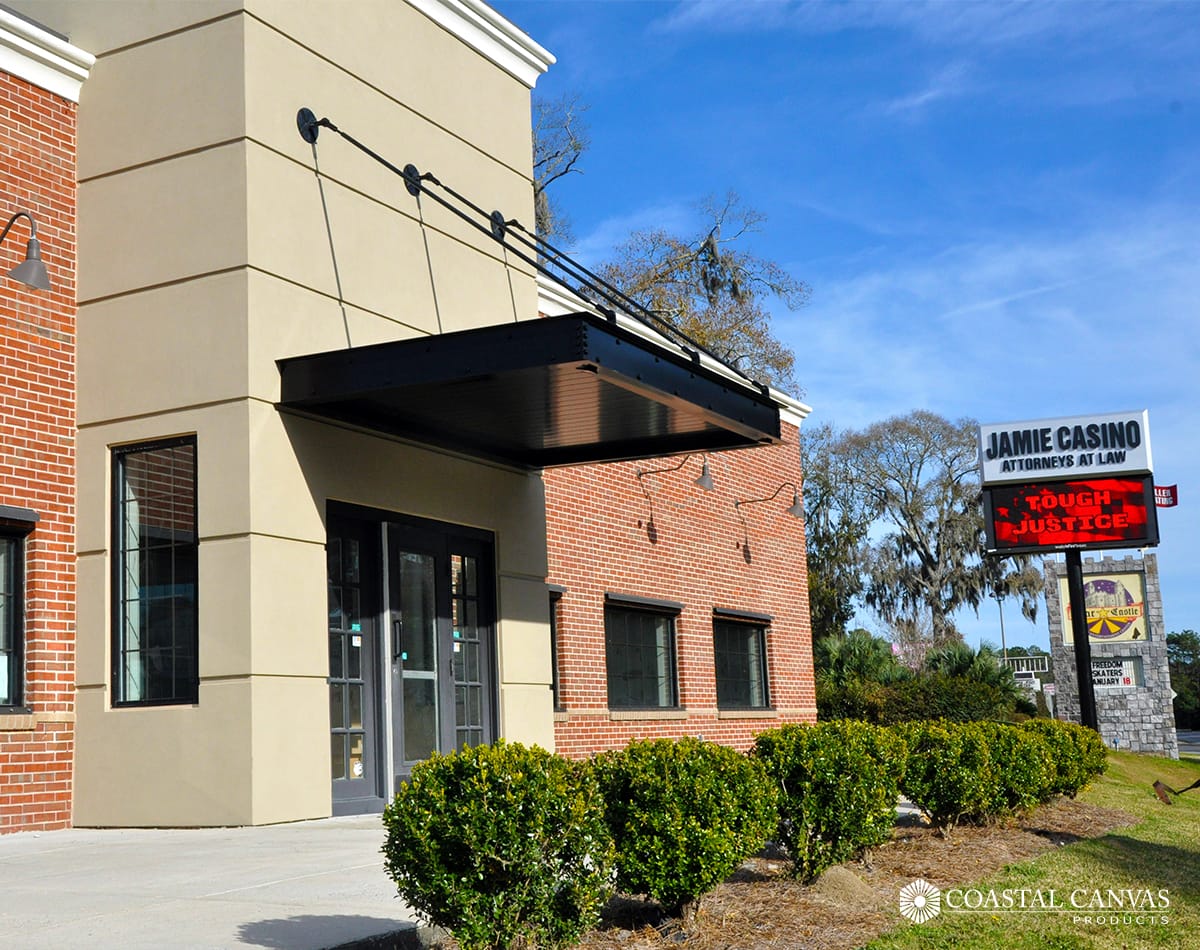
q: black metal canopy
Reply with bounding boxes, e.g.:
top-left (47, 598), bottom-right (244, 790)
top-left (277, 312), bottom-right (781, 469)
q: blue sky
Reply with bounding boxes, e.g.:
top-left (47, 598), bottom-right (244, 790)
top-left (491, 0), bottom-right (1200, 651)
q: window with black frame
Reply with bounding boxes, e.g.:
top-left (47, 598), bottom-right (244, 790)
top-left (112, 437), bottom-right (198, 706)
top-left (713, 618), bottom-right (769, 709)
top-left (604, 600), bottom-right (678, 709)
top-left (0, 531), bottom-right (25, 708)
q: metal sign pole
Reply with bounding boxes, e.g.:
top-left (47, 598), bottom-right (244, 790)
top-left (1065, 549), bottom-right (1099, 731)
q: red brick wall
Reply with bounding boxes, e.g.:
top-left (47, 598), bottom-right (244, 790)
top-left (0, 70), bottom-right (77, 833)
top-left (544, 422), bottom-right (816, 758)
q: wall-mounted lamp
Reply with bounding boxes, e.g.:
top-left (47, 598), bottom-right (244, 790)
top-left (637, 453), bottom-right (715, 492)
top-left (0, 210), bottom-right (51, 291)
top-left (734, 481), bottom-right (804, 519)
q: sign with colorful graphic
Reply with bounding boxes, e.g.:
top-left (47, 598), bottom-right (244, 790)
top-left (1154, 484), bottom-right (1178, 507)
top-left (1060, 572), bottom-right (1147, 643)
top-left (978, 410), bottom-right (1152, 486)
top-left (984, 476), bottom-right (1159, 554)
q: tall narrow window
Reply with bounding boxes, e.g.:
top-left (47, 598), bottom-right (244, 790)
top-left (605, 602), bottom-right (678, 709)
top-left (713, 619), bottom-right (769, 709)
top-left (0, 532), bottom-right (25, 708)
top-left (112, 437), bottom-right (198, 705)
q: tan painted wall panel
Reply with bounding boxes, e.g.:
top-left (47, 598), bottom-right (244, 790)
top-left (77, 271), bottom-right (250, 425)
top-left (249, 675), bottom-right (330, 824)
top-left (244, 147), bottom-right (439, 329)
top-left (73, 679), bottom-right (254, 827)
top-left (75, 15), bottom-right (246, 181)
top-left (6, 1), bottom-right (241, 56)
top-left (246, 536), bottom-right (327, 677)
top-left (496, 575), bottom-right (552, 685)
top-left (499, 683), bottom-right (555, 752)
top-left (259, 410), bottom-right (547, 579)
top-left (247, 271), bottom-right (424, 403)
top-left (75, 552), bottom-right (107, 688)
top-left (200, 537), bottom-right (254, 678)
top-left (247, 0), bottom-right (533, 172)
top-left (78, 143), bottom-right (248, 302)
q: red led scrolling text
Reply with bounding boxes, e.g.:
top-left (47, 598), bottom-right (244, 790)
top-left (990, 478), bottom-right (1151, 550)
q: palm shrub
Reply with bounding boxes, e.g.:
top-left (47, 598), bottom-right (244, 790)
top-left (381, 740), bottom-right (614, 950)
top-left (897, 720), bottom-right (996, 833)
top-left (753, 721), bottom-right (908, 881)
top-left (590, 737), bottom-right (777, 930)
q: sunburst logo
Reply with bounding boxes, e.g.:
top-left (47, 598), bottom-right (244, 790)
top-left (899, 878), bottom-right (942, 923)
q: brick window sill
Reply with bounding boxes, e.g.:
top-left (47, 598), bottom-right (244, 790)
top-left (716, 708), bottom-right (778, 719)
top-left (0, 710), bottom-right (75, 731)
top-left (608, 709), bottom-right (689, 721)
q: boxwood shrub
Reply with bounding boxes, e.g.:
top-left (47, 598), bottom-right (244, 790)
top-left (975, 720), bottom-right (1056, 815)
top-left (754, 720), bottom-right (908, 881)
top-left (590, 737), bottom-right (777, 925)
top-left (1021, 719), bottom-right (1108, 797)
top-left (382, 740), bottom-right (614, 950)
top-left (897, 720), bottom-right (996, 832)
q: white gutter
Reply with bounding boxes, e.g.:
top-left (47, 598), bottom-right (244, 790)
top-left (0, 8), bottom-right (93, 103)
top-left (409, 0), bottom-right (555, 89)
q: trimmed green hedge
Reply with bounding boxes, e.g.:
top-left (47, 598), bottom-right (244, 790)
top-left (590, 737), bottom-right (777, 921)
top-left (380, 721), bottom-right (1108, 940)
top-left (898, 719), bottom-right (1107, 833)
top-left (754, 720), bottom-right (908, 881)
top-left (382, 740), bottom-right (614, 950)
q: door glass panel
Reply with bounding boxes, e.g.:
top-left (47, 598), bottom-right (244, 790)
top-left (452, 640), bottom-right (464, 681)
top-left (348, 634), bottom-right (361, 679)
top-left (344, 538), bottom-right (360, 583)
top-left (349, 684), bottom-right (364, 729)
top-left (330, 684), bottom-right (345, 729)
top-left (466, 640), bottom-right (480, 682)
top-left (404, 677), bottom-right (438, 761)
top-left (329, 634), bottom-right (343, 679)
top-left (328, 585), bottom-right (343, 630)
top-left (398, 553), bottom-right (436, 671)
top-left (331, 734), bottom-right (347, 780)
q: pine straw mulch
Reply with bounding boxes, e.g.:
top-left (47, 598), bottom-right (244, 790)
top-left (570, 798), bottom-right (1137, 950)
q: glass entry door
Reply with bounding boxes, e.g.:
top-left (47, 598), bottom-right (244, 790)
top-left (387, 520), bottom-right (494, 787)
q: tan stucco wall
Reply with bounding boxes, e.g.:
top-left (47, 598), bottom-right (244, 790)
top-left (31, 0), bottom-right (553, 826)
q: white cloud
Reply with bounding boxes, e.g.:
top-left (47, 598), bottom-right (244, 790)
top-left (876, 61), bottom-right (974, 118)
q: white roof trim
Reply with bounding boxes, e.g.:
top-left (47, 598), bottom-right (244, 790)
top-left (0, 9), bottom-right (93, 103)
top-left (536, 274), bottom-right (812, 425)
top-left (408, 0), bottom-right (554, 89)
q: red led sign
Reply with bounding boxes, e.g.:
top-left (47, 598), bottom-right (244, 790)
top-left (984, 475), bottom-right (1159, 554)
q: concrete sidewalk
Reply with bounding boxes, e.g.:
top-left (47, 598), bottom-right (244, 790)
top-left (0, 815), bottom-right (425, 950)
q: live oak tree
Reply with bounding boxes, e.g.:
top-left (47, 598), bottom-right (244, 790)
top-left (599, 194), bottom-right (808, 393)
top-left (801, 422), bottom-right (874, 640)
top-left (810, 410), bottom-right (1043, 647)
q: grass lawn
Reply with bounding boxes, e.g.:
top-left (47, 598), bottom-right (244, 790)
top-left (865, 750), bottom-right (1200, 949)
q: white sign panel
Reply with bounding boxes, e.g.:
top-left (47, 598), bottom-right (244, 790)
top-left (1090, 657), bottom-right (1141, 689)
top-left (979, 410), bottom-right (1152, 486)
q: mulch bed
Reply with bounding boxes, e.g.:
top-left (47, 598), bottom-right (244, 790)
top-left (573, 798), bottom-right (1137, 949)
